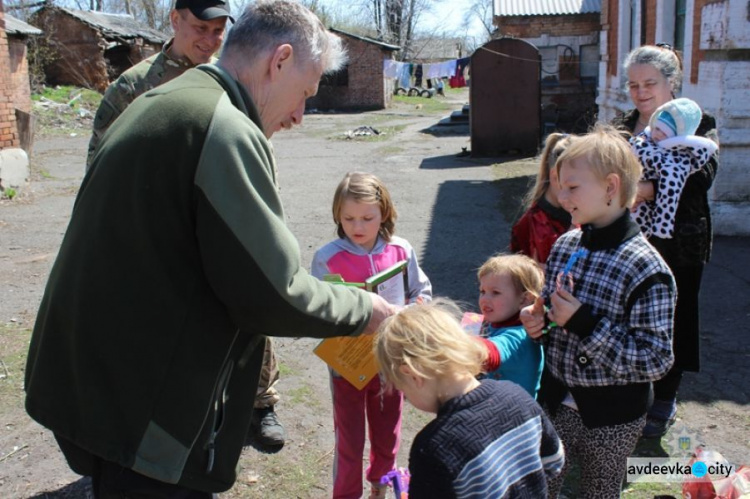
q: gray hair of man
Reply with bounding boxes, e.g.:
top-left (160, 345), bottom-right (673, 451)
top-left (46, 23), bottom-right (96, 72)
top-left (623, 45), bottom-right (683, 94)
top-left (221, 0), bottom-right (347, 74)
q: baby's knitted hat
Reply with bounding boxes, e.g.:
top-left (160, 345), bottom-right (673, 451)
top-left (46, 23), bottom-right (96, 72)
top-left (653, 112), bottom-right (678, 138)
top-left (649, 98), bottom-right (703, 137)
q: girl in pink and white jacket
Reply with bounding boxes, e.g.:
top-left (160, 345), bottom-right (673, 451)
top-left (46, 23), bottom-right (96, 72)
top-left (312, 172), bottom-right (431, 499)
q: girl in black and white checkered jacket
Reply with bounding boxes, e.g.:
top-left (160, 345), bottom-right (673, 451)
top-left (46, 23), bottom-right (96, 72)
top-left (521, 125), bottom-right (676, 499)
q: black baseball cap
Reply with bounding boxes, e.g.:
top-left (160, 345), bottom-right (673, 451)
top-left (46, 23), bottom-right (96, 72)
top-left (175, 0), bottom-right (234, 23)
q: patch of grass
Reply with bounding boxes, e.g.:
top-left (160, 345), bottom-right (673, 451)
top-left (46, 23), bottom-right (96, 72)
top-left (392, 95), bottom-right (453, 114)
top-left (285, 384), bottom-right (320, 408)
top-left (277, 362), bottom-right (297, 377)
top-left (32, 85), bottom-right (101, 110)
top-left (230, 447), bottom-right (330, 498)
top-left (32, 85), bottom-right (101, 135)
top-left (0, 323), bottom-right (31, 419)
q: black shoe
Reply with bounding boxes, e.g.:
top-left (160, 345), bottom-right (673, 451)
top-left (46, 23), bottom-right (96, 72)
top-left (250, 406), bottom-right (285, 446)
top-left (642, 415), bottom-right (676, 439)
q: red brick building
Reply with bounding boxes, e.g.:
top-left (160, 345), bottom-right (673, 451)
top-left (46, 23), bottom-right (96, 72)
top-left (0, 0), bottom-right (19, 149)
top-left (492, 0), bottom-right (602, 133)
top-left (29, 6), bottom-right (167, 92)
top-left (4, 13), bottom-right (39, 115)
top-left (306, 28), bottom-right (400, 111)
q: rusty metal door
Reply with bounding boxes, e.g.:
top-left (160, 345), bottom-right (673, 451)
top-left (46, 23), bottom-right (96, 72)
top-left (470, 38), bottom-right (540, 156)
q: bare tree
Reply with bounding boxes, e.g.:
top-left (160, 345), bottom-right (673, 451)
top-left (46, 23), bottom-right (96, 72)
top-left (351, 0), bottom-right (438, 60)
top-left (461, 0), bottom-right (493, 52)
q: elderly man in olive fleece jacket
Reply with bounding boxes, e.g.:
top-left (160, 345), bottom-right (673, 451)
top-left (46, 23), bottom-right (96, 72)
top-left (24, 1), bottom-right (394, 496)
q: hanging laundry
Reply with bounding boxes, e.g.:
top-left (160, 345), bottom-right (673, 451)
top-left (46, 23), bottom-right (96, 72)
top-left (450, 57), bottom-right (471, 88)
top-left (383, 59), bottom-right (402, 79)
top-left (414, 64), bottom-right (423, 87)
top-left (442, 60), bottom-right (457, 78)
top-left (398, 63), bottom-right (413, 89)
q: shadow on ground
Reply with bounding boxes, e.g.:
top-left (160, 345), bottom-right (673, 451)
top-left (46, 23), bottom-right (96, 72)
top-left (680, 236), bottom-right (750, 407)
top-left (419, 178), bottom-right (508, 305)
top-left (28, 477), bottom-right (91, 498)
top-left (419, 153), bottom-right (497, 170)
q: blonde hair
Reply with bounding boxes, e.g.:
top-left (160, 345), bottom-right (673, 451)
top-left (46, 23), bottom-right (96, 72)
top-left (375, 300), bottom-right (487, 387)
top-left (477, 254), bottom-right (544, 299)
top-left (523, 133), bottom-right (573, 210)
top-left (556, 124), bottom-right (642, 207)
top-left (332, 172), bottom-right (397, 241)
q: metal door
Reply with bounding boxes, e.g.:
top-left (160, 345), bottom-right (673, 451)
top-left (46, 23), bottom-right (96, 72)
top-left (470, 38), bottom-right (541, 157)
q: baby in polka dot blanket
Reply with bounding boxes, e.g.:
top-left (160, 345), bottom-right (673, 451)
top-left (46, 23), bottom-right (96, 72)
top-left (630, 97), bottom-right (719, 238)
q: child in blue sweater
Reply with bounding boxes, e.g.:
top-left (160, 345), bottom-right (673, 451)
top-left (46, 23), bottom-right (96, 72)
top-left (474, 254), bottom-right (544, 398)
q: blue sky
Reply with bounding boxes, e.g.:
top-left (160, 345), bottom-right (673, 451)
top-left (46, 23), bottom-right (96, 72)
top-left (421, 0), bottom-right (489, 39)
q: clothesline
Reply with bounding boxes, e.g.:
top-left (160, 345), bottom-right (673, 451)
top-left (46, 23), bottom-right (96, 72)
top-left (383, 57), bottom-right (471, 89)
top-left (479, 45), bottom-right (586, 65)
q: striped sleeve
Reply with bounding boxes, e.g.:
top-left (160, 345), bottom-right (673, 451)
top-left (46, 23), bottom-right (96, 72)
top-left (454, 416), bottom-right (546, 498)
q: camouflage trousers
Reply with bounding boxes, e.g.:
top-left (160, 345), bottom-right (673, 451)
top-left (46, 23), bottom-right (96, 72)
top-left (254, 337), bottom-right (280, 409)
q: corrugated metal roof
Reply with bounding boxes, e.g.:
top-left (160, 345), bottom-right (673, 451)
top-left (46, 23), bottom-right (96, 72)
top-left (4, 13), bottom-right (43, 36)
top-left (55, 7), bottom-right (168, 44)
top-left (494, 0), bottom-right (601, 16)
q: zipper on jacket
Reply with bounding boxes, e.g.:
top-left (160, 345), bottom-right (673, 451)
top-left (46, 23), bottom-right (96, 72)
top-left (367, 254), bottom-right (376, 277)
top-left (205, 359), bottom-right (234, 473)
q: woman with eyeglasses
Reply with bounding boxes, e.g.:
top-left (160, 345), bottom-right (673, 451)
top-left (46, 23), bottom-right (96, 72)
top-left (613, 45), bottom-right (720, 439)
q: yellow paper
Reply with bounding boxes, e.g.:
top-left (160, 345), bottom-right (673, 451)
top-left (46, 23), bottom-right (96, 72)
top-left (313, 334), bottom-right (379, 390)
top-left (314, 261), bottom-right (408, 390)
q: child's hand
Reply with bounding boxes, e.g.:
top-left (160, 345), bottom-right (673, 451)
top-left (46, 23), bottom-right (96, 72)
top-left (548, 287), bottom-right (581, 327)
top-left (521, 296), bottom-right (546, 339)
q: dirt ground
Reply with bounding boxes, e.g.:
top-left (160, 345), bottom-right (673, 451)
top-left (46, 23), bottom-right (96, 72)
top-left (1, 89), bottom-right (748, 499)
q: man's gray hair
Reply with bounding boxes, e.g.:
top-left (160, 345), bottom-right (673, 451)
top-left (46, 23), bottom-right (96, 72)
top-left (223, 0), bottom-right (347, 74)
top-left (624, 45), bottom-right (683, 94)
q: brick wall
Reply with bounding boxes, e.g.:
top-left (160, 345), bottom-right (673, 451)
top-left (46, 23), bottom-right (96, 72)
top-left (307, 36), bottom-right (391, 111)
top-left (498, 13), bottom-right (601, 38)
top-left (644, 0), bottom-right (657, 45)
top-left (8, 37), bottom-right (31, 113)
top-left (605, 0), bottom-right (619, 77)
top-left (0, 0), bottom-right (20, 149)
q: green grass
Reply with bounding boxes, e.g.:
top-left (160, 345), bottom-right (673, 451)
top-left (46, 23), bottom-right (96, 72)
top-left (285, 384), bottom-right (320, 408)
top-left (392, 95), bottom-right (454, 114)
top-left (0, 323), bottom-right (31, 419)
top-left (228, 447), bottom-right (331, 498)
top-left (31, 85), bottom-right (101, 135)
top-left (277, 362), bottom-right (297, 377)
top-left (32, 85), bottom-right (101, 110)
